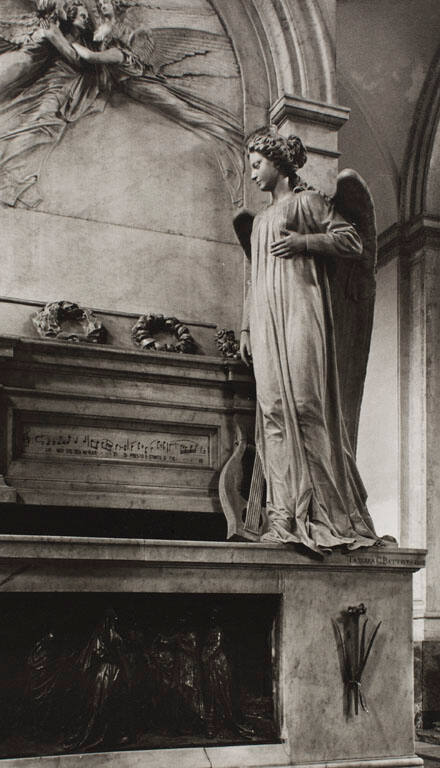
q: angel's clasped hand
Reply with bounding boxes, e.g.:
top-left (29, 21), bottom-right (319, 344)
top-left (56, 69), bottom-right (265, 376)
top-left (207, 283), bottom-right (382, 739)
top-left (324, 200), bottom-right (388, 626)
top-left (35, 20), bottom-right (58, 41)
top-left (72, 42), bottom-right (91, 61)
top-left (270, 229), bottom-right (307, 259)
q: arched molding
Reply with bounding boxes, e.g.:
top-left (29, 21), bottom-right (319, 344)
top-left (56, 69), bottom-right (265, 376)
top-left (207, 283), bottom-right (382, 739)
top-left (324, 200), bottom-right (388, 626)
top-left (253, 0), bottom-right (337, 103)
top-left (400, 44), bottom-right (440, 223)
top-left (209, 0), bottom-right (275, 125)
top-left (209, 0), bottom-right (337, 129)
top-left (281, 0), bottom-right (336, 103)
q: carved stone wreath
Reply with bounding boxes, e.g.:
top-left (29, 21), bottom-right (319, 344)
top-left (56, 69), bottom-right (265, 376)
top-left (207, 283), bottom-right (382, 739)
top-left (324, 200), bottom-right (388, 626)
top-left (32, 301), bottom-right (106, 344)
top-left (215, 328), bottom-right (240, 359)
top-left (132, 314), bottom-right (197, 354)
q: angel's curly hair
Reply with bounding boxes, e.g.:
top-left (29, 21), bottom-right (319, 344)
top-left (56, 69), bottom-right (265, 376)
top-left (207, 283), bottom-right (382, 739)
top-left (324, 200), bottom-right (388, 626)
top-left (63, 0), bottom-right (89, 24)
top-left (95, 0), bottom-right (125, 15)
top-left (246, 125), bottom-right (307, 188)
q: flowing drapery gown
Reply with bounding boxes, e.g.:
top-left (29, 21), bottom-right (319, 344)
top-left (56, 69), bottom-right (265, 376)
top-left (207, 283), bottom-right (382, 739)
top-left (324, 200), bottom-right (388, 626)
top-left (248, 188), bottom-right (379, 552)
top-left (0, 44), bottom-right (108, 207)
top-left (0, 22), bottom-right (243, 207)
top-left (0, 37), bottom-right (55, 103)
top-left (65, 622), bottom-right (130, 751)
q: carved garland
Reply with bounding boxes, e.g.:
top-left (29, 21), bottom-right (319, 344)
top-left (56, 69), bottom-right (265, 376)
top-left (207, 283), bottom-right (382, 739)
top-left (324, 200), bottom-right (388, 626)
top-left (132, 314), bottom-right (197, 354)
top-left (32, 301), bottom-right (106, 343)
top-left (215, 328), bottom-right (240, 359)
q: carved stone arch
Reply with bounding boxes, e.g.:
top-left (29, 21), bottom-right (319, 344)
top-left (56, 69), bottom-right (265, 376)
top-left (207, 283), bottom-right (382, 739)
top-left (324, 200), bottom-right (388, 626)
top-left (209, 0), bottom-right (336, 128)
top-left (400, 44), bottom-right (440, 222)
top-left (209, 0), bottom-right (275, 126)
top-left (264, 0), bottom-right (336, 103)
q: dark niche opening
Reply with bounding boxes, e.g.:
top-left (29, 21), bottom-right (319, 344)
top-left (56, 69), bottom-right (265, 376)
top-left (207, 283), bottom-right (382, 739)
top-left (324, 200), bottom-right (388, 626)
top-left (0, 593), bottom-right (280, 758)
top-left (0, 504), bottom-right (228, 541)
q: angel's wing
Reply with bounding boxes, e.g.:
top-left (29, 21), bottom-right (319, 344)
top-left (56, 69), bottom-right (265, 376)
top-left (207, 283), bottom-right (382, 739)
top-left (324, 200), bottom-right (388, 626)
top-left (233, 210), bottom-right (254, 260)
top-left (329, 169), bottom-right (377, 453)
top-left (150, 28), bottom-right (239, 79)
top-left (0, 14), bottom-right (38, 45)
top-left (128, 26), bottom-right (156, 68)
top-left (119, 2), bottom-right (239, 78)
top-left (0, 37), bottom-right (20, 54)
top-left (0, 0), bottom-right (57, 45)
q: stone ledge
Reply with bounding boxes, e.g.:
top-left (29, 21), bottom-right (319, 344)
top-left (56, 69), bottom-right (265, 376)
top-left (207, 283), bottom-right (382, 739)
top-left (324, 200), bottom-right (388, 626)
top-left (0, 535), bottom-right (426, 572)
top-left (0, 335), bottom-right (252, 385)
top-left (0, 746), bottom-right (424, 768)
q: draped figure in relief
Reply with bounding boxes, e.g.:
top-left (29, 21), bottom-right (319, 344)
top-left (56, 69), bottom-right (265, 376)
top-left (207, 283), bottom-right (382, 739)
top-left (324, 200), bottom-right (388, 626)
top-left (0, 0), bottom-right (243, 207)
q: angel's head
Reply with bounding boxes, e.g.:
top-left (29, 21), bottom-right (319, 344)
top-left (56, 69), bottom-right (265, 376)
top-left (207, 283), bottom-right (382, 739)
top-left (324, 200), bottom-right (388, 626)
top-left (246, 126), bottom-right (307, 190)
top-left (96, 0), bottom-right (122, 19)
top-left (63, 1), bottom-right (91, 33)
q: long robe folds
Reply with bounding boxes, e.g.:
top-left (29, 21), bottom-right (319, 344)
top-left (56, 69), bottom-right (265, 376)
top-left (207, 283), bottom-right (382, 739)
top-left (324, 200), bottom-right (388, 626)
top-left (247, 189), bottom-right (379, 552)
top-left (0, 22), bottom-right (244, 208)
top-left (0, 49), bottom-right (108, 207)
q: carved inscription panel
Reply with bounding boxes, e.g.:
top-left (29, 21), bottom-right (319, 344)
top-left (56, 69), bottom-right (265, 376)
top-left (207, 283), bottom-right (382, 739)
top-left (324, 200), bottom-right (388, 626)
top-left (22, 425), bottom-right (210, 467)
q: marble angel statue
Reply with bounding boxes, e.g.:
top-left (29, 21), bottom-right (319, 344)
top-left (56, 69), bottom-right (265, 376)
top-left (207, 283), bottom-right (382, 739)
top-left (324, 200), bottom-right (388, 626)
top-left (220, 125), bottom-right (395, 553)
top-left (0, 0), bottom-right (243, 208)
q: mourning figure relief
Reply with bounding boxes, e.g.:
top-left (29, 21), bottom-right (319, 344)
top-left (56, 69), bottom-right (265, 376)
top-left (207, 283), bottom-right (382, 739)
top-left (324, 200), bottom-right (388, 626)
top-left (0, 0), bottom-right (244, 209)
top-left (202, 609), bottom-right (253, 739)
top-left (2, 597), bottom-right (276, 758)
top-left (64, 608), bottom-right (133, 751)
top-left (26, 629), bottom-right (67, 739)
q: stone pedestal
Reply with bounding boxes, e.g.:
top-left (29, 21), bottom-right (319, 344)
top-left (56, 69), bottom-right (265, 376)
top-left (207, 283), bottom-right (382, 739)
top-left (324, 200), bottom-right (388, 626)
top-left (0, 536), bottom-right (425, 768)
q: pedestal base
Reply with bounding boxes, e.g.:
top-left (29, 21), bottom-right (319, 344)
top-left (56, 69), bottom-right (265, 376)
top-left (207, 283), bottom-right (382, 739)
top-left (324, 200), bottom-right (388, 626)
top-left (0, 537), bottom-right (425, 767)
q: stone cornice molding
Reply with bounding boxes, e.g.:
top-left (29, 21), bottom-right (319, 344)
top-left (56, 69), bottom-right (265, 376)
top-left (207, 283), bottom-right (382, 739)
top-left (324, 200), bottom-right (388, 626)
top-left (377, 223), bottom-right (401, 267)
top-left (209, 1), bottom-right (341, 202)
top-left (270, 94), bottom-right (349, 132)
top-left (0, 335), bottom-right (253, 390)
top-left (378, 216), bottom-right (440, 266)
top-left (0, 535), bottom-right (426, 573)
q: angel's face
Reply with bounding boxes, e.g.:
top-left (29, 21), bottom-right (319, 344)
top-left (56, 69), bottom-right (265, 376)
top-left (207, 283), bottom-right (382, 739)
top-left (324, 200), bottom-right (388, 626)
top-left (249, 151), bottom-right (280, 192)
top-left (98, 0), bottom-right (116, 18)
top-left (72, 5), bottom-right (90, 32)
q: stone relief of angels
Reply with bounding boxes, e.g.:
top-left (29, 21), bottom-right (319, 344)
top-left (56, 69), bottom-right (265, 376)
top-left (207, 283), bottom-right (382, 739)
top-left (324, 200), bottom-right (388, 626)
top-left (0, 0), bottom-right (244, 210)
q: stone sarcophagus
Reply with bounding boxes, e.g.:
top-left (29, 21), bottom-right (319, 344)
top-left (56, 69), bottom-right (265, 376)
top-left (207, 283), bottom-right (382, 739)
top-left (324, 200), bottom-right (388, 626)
top-left (0, 536), bottom-right (426, 768)
top-left (0, 336), bottom-right (254, 513)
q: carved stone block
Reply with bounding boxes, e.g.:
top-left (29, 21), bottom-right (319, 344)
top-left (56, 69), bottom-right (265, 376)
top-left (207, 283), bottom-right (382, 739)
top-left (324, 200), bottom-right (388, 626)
top-left (0, 337), bottom-right (254, 514)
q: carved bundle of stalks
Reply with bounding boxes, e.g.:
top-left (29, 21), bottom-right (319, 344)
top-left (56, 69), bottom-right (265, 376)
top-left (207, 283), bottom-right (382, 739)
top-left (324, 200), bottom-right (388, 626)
top-left (333, 603), bottom-right (381, 715)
